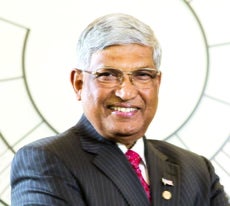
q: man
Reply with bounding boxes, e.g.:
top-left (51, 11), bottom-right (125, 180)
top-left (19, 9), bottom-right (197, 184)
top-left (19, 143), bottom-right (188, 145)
top-left (11, 13), bottom-right (229, 206)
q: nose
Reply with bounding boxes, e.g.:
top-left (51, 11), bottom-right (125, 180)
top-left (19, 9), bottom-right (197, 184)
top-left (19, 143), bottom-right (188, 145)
top-left (115, 75), bottom-right (138, 100)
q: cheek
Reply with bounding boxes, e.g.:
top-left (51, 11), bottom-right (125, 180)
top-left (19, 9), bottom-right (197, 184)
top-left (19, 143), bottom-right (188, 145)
top-left (81, 83), bottom-right (105, 107)
top-left (81, 86), bottom-right (96, 104)
top-left (142, 89), bottom-right (159, 112)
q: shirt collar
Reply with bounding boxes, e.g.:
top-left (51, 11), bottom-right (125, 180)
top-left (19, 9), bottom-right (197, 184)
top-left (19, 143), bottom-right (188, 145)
top-left (117, 138), bottom-right (146, 165)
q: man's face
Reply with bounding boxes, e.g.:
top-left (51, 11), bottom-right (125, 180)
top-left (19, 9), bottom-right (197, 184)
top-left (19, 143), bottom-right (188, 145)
top-left (72, 44), bottom-right (161, 147)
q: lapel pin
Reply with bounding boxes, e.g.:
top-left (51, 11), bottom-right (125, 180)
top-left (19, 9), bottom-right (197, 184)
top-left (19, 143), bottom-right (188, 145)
top-left (162, 190), bottom-right (172, 200)
top-left (161, 177), bottom-right (174, 186)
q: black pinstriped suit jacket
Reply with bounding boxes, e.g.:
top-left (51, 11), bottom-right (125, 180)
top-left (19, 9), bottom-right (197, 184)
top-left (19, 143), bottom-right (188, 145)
top-left (11, 115), bottom-right (229, 206)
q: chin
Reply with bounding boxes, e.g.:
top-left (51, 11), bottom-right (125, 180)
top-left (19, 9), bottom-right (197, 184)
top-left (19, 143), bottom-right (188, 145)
top-left (114, 127), bottom-right (144, 137)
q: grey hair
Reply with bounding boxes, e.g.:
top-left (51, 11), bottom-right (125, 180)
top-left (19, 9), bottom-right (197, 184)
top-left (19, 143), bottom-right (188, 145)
top-left (76, 13), bottom-right (162, 70)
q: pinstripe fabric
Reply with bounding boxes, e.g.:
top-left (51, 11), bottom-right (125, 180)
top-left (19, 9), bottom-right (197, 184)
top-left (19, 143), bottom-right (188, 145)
top-left (11, 115), bottom-right (229, 206)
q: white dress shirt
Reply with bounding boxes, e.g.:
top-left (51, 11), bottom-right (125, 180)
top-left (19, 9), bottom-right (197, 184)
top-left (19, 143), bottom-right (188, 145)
top-left (117, 138), bottom-right (149, 184)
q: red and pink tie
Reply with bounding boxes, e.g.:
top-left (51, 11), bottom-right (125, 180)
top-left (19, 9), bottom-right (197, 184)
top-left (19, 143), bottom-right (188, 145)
top-left (125, 149), bottom-right (151, 201)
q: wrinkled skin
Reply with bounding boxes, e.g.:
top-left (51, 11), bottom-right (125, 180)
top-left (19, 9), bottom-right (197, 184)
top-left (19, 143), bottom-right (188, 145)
top-left (71, 44), bottom-right (161, 148)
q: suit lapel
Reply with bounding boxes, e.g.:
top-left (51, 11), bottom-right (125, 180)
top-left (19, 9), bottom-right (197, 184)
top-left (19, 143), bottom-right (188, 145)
top-left (78, 116), bottom-right (180, 205)
top-left (79, 116), bottom-right (149, 206)
top-left (146, 140), bottom-right (180, 206)
top-left (93, 145), bottom-right (149, 206)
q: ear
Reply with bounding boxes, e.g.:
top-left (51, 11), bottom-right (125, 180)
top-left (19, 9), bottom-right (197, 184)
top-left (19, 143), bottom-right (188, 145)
top-left (155, 71), bottom-right (162, 94)
top-left (158, 71), bottom-right (162, 85)
top-left (70, 69), bottom-right (83, 101)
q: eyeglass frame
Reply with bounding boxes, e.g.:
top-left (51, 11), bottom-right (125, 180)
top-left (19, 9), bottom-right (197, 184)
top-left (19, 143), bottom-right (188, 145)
top-left (78, 67), bottom-right (161, 88)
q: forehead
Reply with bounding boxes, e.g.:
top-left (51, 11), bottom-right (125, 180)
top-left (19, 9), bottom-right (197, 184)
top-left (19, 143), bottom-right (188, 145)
top-left (89, 44), bottom-right (154, 70)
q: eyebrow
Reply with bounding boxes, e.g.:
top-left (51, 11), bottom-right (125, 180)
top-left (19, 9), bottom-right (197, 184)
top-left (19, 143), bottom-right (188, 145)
top-left (96, 65), bottom-right (156, 70)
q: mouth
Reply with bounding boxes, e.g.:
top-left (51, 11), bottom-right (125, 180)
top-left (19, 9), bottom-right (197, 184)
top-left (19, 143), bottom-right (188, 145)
top-left (108, 106), bottom-right (139, 113)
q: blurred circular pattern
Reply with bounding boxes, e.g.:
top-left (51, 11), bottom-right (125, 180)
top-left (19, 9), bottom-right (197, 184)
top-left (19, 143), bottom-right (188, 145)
top-left (0, 0), bottom-right (230, 204)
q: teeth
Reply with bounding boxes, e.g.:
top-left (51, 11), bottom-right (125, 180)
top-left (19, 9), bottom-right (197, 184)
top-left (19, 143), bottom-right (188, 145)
top-left (111, 107), bottom-right (137, 112)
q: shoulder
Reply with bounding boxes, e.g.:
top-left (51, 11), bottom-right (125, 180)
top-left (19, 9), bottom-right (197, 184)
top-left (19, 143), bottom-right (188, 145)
top-left (146, 140), bottom-right (229, 205)
top-left (146, 139), bottom-right (221, 187)
top-left (25, 126), bottom-right (79, 151)
top-left (13, 126), bottom-right (82, 166)
top-left (148, 139), bottom-right (202, 158)
top-left (147, 139), bottom-right (211, 171)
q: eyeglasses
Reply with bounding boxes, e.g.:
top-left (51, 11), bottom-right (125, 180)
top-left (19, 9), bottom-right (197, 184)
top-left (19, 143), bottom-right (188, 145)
top-left (81, 67), bottom-right (160, 89)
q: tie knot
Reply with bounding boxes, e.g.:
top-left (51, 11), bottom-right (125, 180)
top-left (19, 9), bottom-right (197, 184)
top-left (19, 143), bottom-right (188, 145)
top-left (125, 149), bottom-right (141, 168)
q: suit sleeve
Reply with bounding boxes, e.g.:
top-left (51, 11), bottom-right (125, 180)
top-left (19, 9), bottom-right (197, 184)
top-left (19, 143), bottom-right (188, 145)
top-left (10, 146), bottom-right (86, 206)
top-left (204, 157), bottom-right (229, 206)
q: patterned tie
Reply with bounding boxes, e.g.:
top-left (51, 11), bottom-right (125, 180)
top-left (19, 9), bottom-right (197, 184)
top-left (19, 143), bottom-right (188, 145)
top-left (125, 149), bottom-right (151, 201)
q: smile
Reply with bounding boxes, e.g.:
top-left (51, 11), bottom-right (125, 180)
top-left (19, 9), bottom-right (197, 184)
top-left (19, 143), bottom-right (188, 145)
top-left (110, 106), bottom-right (138, 113)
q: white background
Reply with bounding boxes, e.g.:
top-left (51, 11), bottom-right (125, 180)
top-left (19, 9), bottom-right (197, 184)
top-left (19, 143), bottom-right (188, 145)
top-left (0, 0), bottom-right (230, 204)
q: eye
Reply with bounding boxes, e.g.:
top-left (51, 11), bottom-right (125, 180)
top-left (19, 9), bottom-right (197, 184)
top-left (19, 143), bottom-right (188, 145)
top-left (133, 69), bottom-right (156, 80)
top-left (95, 69), bottom-right (120, 81)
